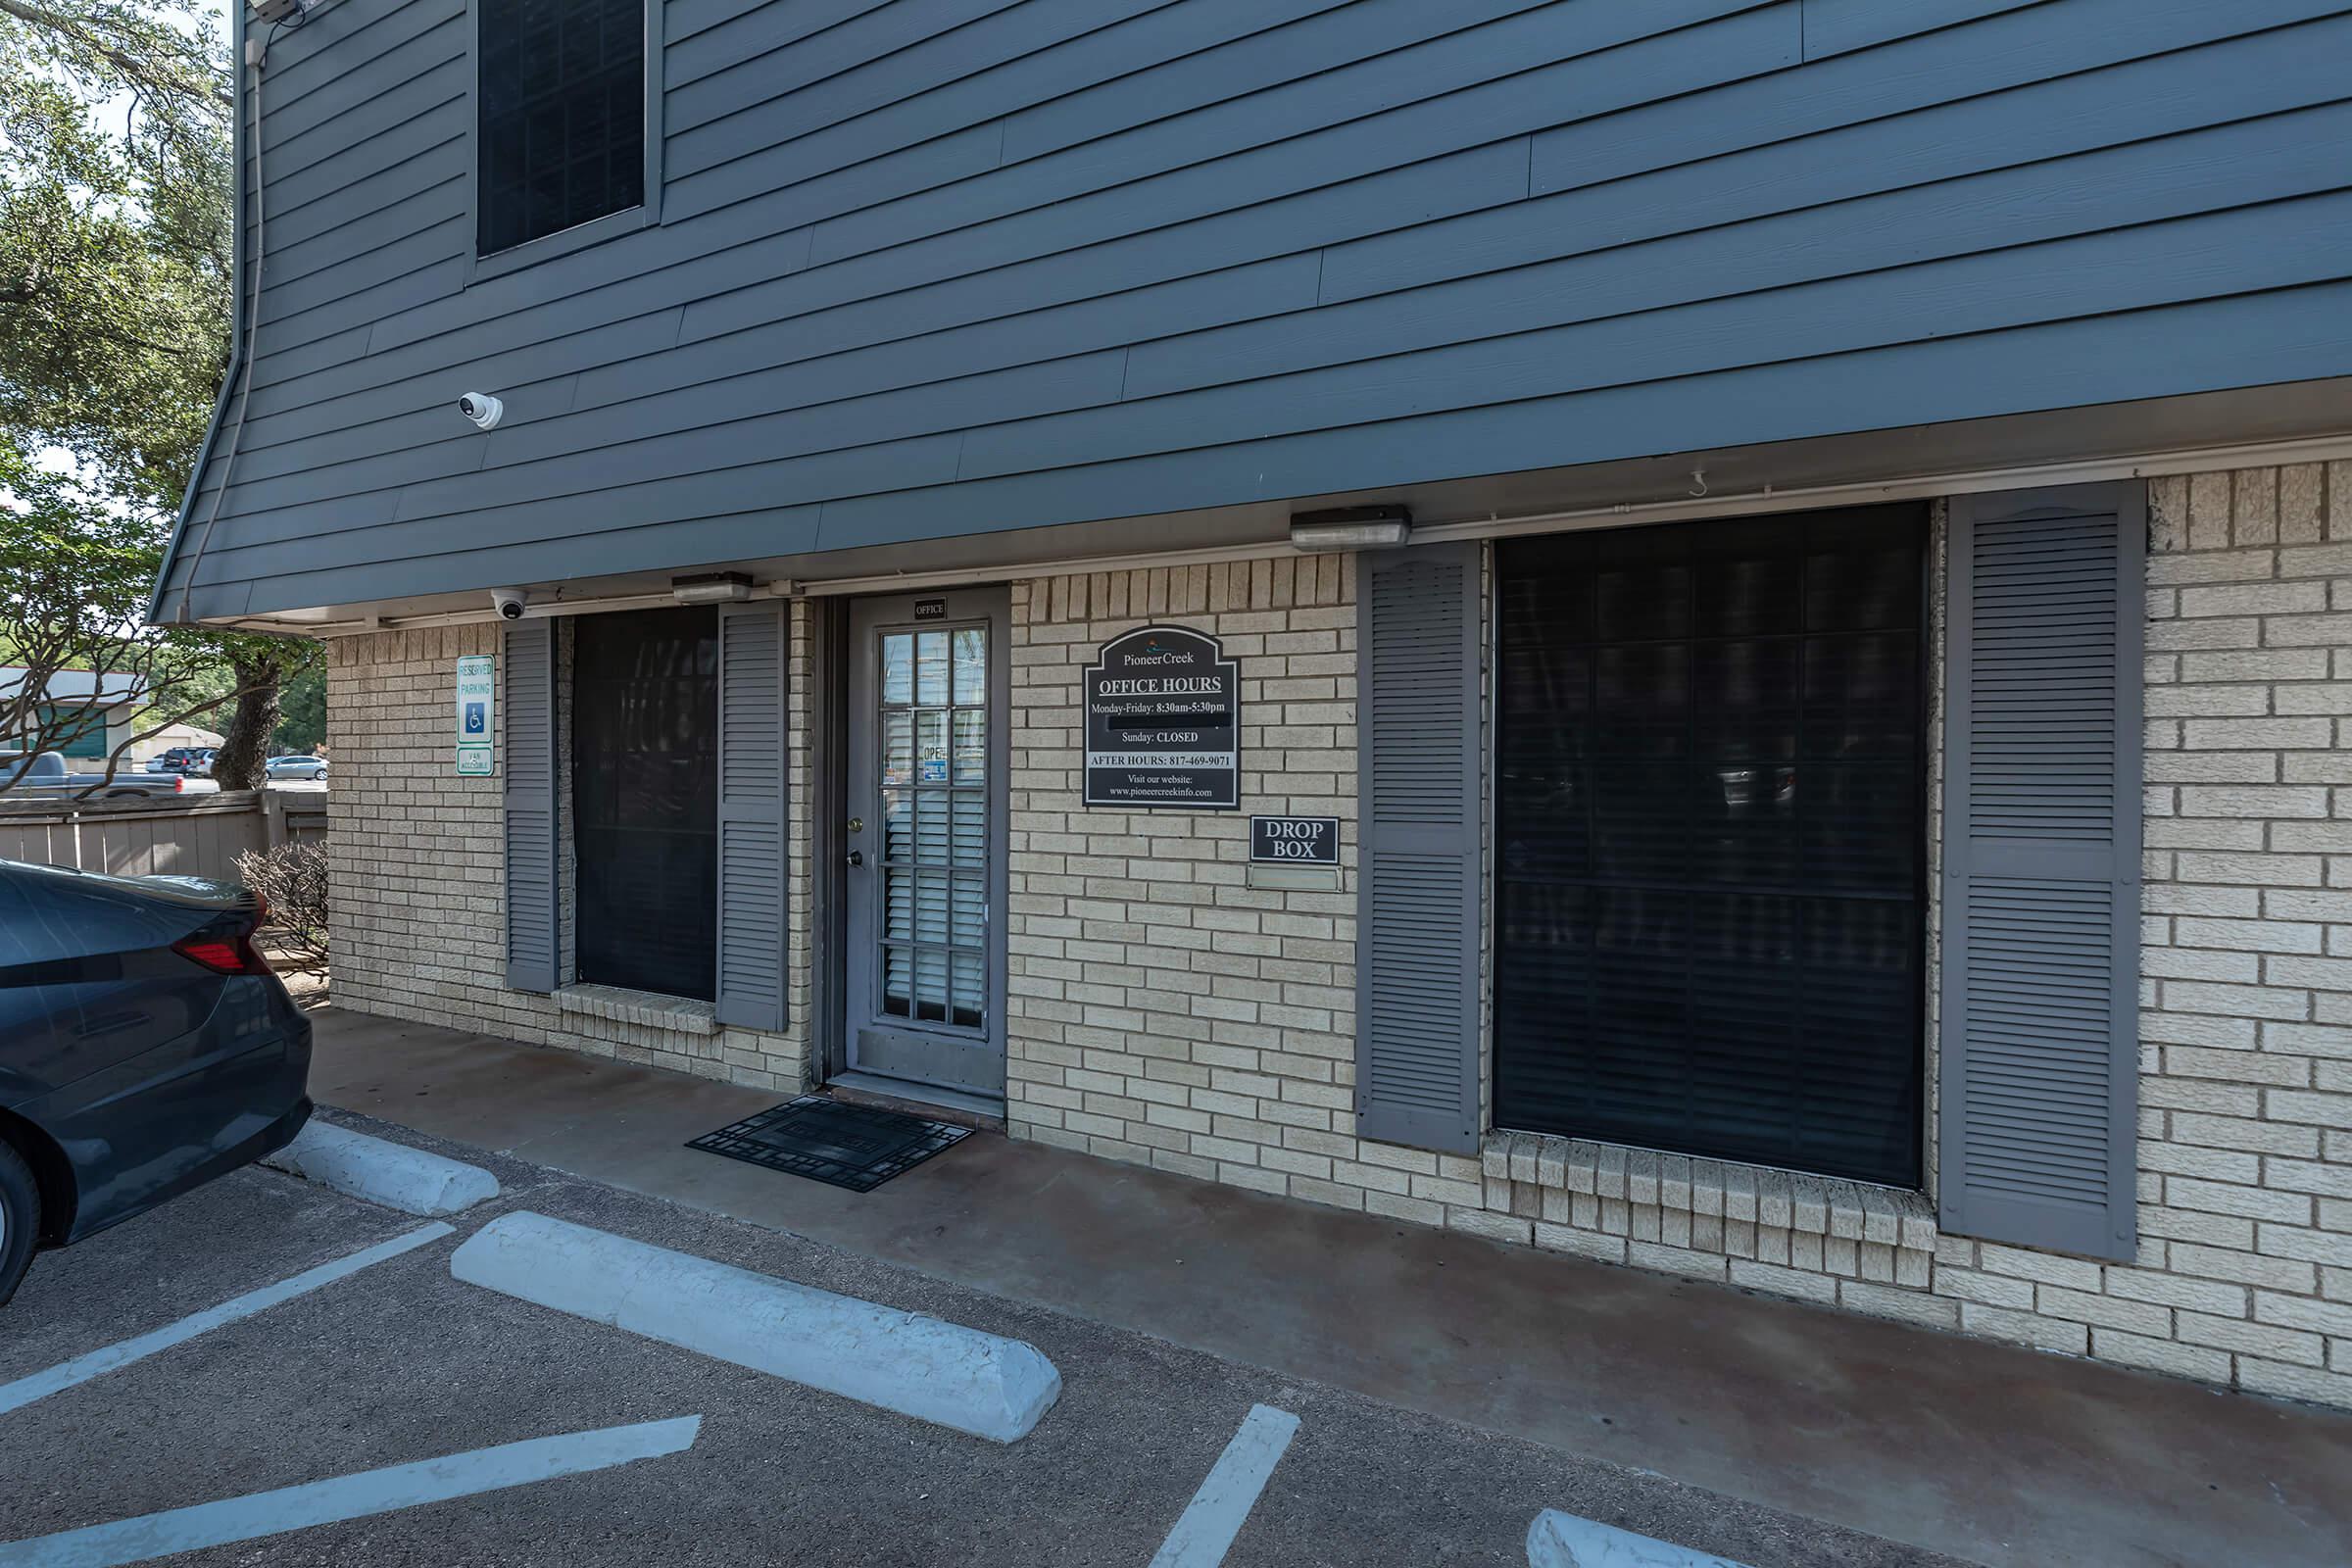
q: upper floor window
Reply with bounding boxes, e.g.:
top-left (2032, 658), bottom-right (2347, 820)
top-left (477, 0), bottom-right (645, 257)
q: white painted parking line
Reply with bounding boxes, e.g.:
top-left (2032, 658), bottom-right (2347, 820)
top-left (1525, 1509), bottom-right (1755, 1568)
top-left (451, 1211), bottom-right (1061, 1444)
top-left (1147, 1403), bottom-right (1299, 1568)
top-left (0, 1222), bottom-right (454, 1418)
top-left (0, 1415), bottom-right (701, 1568)
top-left (262, 1121), bottom-right (500, 1216)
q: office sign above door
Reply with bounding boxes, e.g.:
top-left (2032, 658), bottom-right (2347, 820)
top-left (1083, 625), bottom-right (1239, 809)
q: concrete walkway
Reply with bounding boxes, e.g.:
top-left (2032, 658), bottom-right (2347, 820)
top-left (307, 1005), bottom-right (2352, 1568)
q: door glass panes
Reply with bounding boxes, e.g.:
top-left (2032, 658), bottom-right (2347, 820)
top-left (882, 638), bottom-right (914, 706)
top-left (913, 868), bottom-right (947, 943)
top-left (877, 625), bottom-right (988, 1028)
top-left (1493, 508), bottom-right (1927, 1188)
top-left (914, 949), bottom-right (948, 1024)
top-left (953, 710), bottom-right (985, 783)
top-left (916, 631), bottom-right (949, 706)
top-left (953, 629), bottom-right (985, 704)
top-left (951, 790), bottom-right (984, 866)
top-left (950, 875), bottom-right (983, 947)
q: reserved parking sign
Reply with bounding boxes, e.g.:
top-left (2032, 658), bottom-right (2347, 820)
top-left (455, 655), bottom-right (495, 775)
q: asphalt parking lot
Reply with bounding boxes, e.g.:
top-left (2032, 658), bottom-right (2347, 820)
top-left (0, 1115), bottom-right (1962, 1567)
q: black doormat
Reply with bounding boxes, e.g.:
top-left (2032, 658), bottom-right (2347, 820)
top-left (686, 1096), bottom-right (970, 1193)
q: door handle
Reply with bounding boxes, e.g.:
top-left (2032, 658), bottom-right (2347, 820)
top-left (846, 850), bottom-right (864, 868)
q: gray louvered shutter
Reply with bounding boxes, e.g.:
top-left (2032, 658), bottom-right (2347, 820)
top-left (1355, 543), bottom-right (1483, 1153)
top-left (715, 601), bottom-right (788, 1031)
top-left (503, 620), bottom-right (558, 993)
top-left (1939, 484), bottom-right (2143, 1260)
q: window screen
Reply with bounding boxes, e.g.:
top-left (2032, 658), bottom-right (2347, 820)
top-left (1493, 507), bottom-right (1927, 1188)
top-left (572, 607), bottom-right (717, 1001)
top-left (478, 0), bottom-right (644, 256)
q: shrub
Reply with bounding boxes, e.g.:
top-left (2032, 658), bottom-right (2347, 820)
top-left (234, 841), bottom-right (328, 970)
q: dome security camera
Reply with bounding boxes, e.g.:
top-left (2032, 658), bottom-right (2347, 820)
top-left (458, 392), bottom-right (505, 430)
top-left (490, 587), bottom-right (529, 620)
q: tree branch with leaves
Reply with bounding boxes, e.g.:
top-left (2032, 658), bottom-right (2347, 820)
top-left (0, 438), bottom-right (317, 798)
top-left (1, 0), bottom-right (315, 785)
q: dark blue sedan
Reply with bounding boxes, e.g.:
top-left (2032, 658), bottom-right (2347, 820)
top-left (0, 859), bottom-right (313, 1304)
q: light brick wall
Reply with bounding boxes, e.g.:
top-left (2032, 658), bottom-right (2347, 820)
top-left (2091, 462), bottom-right (2352, 1404)
top-left (999, 558), bottom-right (1410, 1206)
top-left (326, 612), bottom-right (812, 1089)
top-left (322, 465), bottom-right (2352, 1410)
top-left (1000, 554), bottom-right (1951, 1295)
top-left (999, 474), bottom-right (2352, 1410)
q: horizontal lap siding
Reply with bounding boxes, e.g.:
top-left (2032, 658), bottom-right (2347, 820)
top-left (172, 0), bottom-right (2352, 616)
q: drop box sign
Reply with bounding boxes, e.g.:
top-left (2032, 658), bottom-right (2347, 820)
top-left (1083, 625), bottom-right (1239, 809)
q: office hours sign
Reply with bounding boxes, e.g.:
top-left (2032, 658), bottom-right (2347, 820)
top-left (1083, 625), bottom-right (1239, 808)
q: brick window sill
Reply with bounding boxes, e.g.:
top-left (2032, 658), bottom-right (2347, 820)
top-left (555, 983), bottom-right (717, 1036)
top-left (1481, 1128), bottom-right (1937, 1253)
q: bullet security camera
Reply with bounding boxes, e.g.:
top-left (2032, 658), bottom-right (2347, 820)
top-left (490, 587), bottom-right (529, 620)
top-left (458, 392), bottom-right (505, 430)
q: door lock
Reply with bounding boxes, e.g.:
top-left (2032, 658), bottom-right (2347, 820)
top-left (848, 817), bottom-right (863, 834)
top-left (846, 850), bottom-right (864, 868)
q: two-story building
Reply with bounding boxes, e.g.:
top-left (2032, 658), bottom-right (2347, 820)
top-left (161, 0), bottom-right (2352, 1407)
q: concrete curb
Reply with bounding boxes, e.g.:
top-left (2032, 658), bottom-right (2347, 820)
top-left (449, 1211), bottom-right (1062, 1444)
top-left (262, 1121), bottom-right (501, 1217)
top-left (1526, 1511), bottom-right (1753, 1568)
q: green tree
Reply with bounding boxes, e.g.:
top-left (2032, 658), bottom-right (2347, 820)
top-left (0, 3), bottom-right (230, 508)
top-left (270, 658), bottom-right (325, 753)
top-left (0, 436), bottom-right (288, 795)
top-left (0, 0), bottom-right (315, 788)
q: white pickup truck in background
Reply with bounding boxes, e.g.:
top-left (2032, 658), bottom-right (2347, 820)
top-left (0, 751), bottom-right (224, 800)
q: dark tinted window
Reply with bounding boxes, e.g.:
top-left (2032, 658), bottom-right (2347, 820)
top-left (572, 607), bottom-right (716, 1000)
top-left (1494, 507), bottom-right (1927, 1187)
top-left (477, 0), bottom-right (644, 256)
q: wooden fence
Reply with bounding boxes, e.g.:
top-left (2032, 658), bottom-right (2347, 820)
top-left (0, 789), bottom-right (326, 884)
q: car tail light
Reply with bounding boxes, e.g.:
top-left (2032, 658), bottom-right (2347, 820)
top-left (173, 919), bottom-right (271, 976)
top-left (172, 775), bottom-right (187, 793)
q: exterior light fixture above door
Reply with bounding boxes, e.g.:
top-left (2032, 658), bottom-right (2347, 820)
top-left (671, 571), bottom-right (755, 605)
top-left (1289, 505), bottom-right (1412, 552)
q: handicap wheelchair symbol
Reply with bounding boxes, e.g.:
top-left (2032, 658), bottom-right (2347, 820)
top-left (464, 701), bottom-right (486, 735)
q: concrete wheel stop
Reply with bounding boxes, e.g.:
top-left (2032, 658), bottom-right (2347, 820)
top-left (262, 1120), bottom-right (501, 1217)
top-left (1526, 1510), bottom-right (1753, 1568)
top-left (449, 1211), bottom-right (1063, 1444)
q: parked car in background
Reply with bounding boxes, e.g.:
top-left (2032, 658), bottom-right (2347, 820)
top-left (0, 859), bottom-right (313, 1304)
top-left (0, 752), bottom-right (221, 801)
top-left (265, 756), bottom-right (328, 781)
top-left (149, 747), bottom-right (218, 775)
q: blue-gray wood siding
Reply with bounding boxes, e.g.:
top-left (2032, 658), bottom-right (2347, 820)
top-left (166, 0), bottom-right (2352, 616)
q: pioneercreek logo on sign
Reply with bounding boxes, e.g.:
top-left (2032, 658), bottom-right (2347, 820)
top-left (1082, 625), bottom-right (1240, 809)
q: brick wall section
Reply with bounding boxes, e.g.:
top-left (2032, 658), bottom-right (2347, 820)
top-left (1000, 475), bottom-right (2352, 1411)
top-left (1000, 557), bottom-right (1949, 1294)
top-left (2089, 461), bottom-right (2352, 1405)
top-left (996, 558), bottom-right (1455, 1207)
top-left (327, 612), bottom-right (811, 1089)
top-left (323, 466), bottom-right (2352, 1410)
